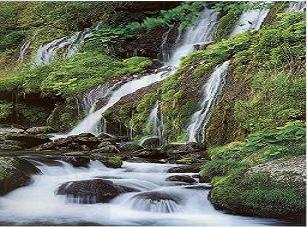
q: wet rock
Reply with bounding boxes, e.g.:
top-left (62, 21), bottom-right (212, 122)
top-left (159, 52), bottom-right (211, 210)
top-left (184, 184), bottom-right (212, 190)
top-left (135, 149), bottom-right (168, 160)
top-left (5, 133), bottom-right (51, 149)
top-left (56, 179), bottom-right (138, 203)
top-left (167, 165), bottom-right (200, 173)
top-left (90, 154), bottom-right (123, 168)
top-left (25, 126), bottom-right (56, 134)
top-left (139, 136), bottom-right (160, 148)
top-left (0, 140), bottom-right (23, 151)
top-left (0, 157), bottom-right (40, 195)
top-left (69, 133), bottom-right (100, 149)
top-left (36, 133), bottom-right (100, 151)
top-left (166, 175), bottom-right (196, 184)
top-left (163, 142), bottom-right (206, 154)
top-left (61, 156), bottom-right (90, 167)
top-left (90, 144), bottom-right (120, 154)
top-left (97, 132), bottom-right (115, 140)
top-left (120, 142), bottom-right (144, 152)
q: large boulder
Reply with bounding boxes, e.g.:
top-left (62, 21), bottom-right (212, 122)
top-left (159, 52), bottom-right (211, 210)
top-left (167, 165), bottom-right (200, 173)
top-left (60, 156), bottom-right (91, 167)
top-left (210, 155), bottom-right (306, 222)
top-left (5, 133), bottom-right (51, 149)
top-left (56, 179), bottom-right (138, 204)
top-left (0, 157), bottom-right (40, 195)
top-left (25, 126), bottom-right (55, 134)
top-left (139, 136), bottom-right (160, 148)
top-left (89, 154), bottom-right (123, 168)
top-left (166, 175), bottom-right (196, 184)
top-left (36, 133), bottom-right (100, 151)
top-left (135, 149), bottom-right (168, 160)
top-left (120, 142), bottom-right (144, 152)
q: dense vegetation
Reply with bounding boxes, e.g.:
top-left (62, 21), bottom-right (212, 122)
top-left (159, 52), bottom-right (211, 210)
top-left (0, 1), bottom-right (305, 221)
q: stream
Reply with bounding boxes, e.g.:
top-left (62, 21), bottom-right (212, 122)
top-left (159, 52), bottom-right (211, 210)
top-left (0, 160), bottom-right (286, 226)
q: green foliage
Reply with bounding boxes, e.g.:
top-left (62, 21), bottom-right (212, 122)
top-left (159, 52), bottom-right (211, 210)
top-left (211, 170), bottom-right (305, 219)
top-left (235, 72), bottom-right (305, 132)
top-left (241, 121), bottom-right (306, 164)
top-left (200, 159), bottom-right (247, 182)
top-left (15, 104), bottom-right (49, 126)
top-left (209, 142), bottom-right (245, 160)
top-left (93, 2), bottom-right (205, 46)
top-left (0, 101), bottom-right (13, 121)
top-left (1, 53), bottom-right (151, 97)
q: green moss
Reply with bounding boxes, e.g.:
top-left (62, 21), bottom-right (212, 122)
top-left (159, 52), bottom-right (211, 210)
top-left (0, 101), bottom-right (13, 121)
top-left (200, 159), bottom-right (247, 182)
top-left (15, 104), bottom-right (50, 126)
top-left (0, 52), bottom-right (152, 97)
top-left (211, 169), bottom-right (305, 219)
top-left (215, 11), bottom-right (240, 41)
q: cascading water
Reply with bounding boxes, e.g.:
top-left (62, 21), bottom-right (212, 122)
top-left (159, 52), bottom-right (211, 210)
top-left (54, 7), bottom-right (221, 139)
top-left (168, 8), bottom-right (219, 67)
top-left (33, 23), bottom-right (100, 66)
top-left (285, 1), bottom-right (306, 12)
top-left (230, 7), bottom-right (270, 37)
top-left (144, 101), bottom-right (164, 144)
top-left (18, 36), bottom-right (35, 63)
top-left (53, 69), bottom-right (173, 139)
top-left (187, 61), bottom-right (230, 142)
top-left (186, 5), bottom-right (271, 143)
top-left (0, 160), bottom-right (283, 225)
top-left (160, 25), bottom-right (174, 62)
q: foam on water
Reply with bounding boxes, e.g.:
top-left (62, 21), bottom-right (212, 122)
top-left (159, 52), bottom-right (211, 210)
top-left (0, 160), bottom-right (283, 225)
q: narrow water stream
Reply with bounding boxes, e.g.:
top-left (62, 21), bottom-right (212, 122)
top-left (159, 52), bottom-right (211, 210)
top-left (0, 161), bottom-right (285, 226)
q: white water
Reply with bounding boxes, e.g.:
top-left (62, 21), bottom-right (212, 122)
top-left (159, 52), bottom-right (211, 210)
top-left (53, 7), bottom-right (221, 139)
top-left (145, 101), bottom-right (164, 143)
top-left (18, 36), bottom-right (35, 63)
top-left (187, 61), bottom-right (230, 142)
top-left (168, 8), bottom-right (219, 67)
top-left (33, 23), bottom-right (100, 66)
top-left (53, 69), bottom-right (173, 139)
top-left (0, 160), bottom-right (282, 225)
top-left (230, 7), bottom-right (270, 37)
top-left (285, 1), bottom-right (306, 12)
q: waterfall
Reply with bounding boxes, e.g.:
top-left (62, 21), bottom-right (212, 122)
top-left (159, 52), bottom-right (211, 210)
top-left (187, 61), bottom-right (230, 142)
top-left (18, 36), bottom-right (35, 63)
top-left (33, 23), bottom-right (101, 66)
top-left (168, 8), bottom-right (219, 67)
top-left (53, 69), bottom-right (174, 139)
top-left (51, 7), bottom-right (221, 139)
top-left (145, 101), bottom-right (164, 144)
top-left (160, 25), bottom-right (174, 62)
top-left (285, 1), bottom-right (306, 12)
top-left (230, 7), bottom-right (270, 37)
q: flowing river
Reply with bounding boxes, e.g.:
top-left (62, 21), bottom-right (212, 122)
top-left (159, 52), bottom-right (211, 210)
top-left (0, 160), bottom-right (287, 226)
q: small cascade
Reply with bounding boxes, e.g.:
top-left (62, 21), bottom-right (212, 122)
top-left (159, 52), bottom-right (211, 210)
top-left (33, 23), bottom-right (100, 66)
top-left (0, 160), bottom-right (283, 225)
top-left (230, 7), bottom-right (270, 37)
top-left (168, 8), bottom-right (219, 67)
top-left (55, 69), bottom-right (174, 138)
top-left (81, 83), bottom-right (112, 114)
top-left (187, 61), bottom-right (230, 142)
top-left (18, 36), bottom-right (35, 62)
top-left (54, 8), bottom-right (221, 139)
top-left (285, 1), bottom-right (306, 12)
top-left (145, 101), bottom-right (164, 144)
top-left (160, 25), bottom-right (174, 62)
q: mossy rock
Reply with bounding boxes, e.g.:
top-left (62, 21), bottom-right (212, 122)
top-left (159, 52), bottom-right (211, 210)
top-left (0, 157), bottom-right (40, 195)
